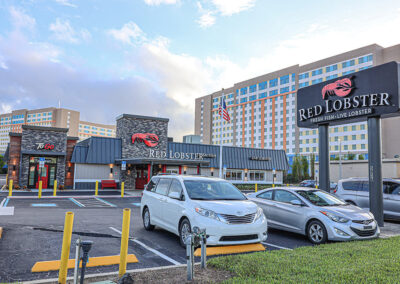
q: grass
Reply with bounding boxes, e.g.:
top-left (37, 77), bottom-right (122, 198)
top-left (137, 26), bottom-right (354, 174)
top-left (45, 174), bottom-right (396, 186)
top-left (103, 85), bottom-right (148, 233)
top-left (208, 237), bottom-right (400, 283)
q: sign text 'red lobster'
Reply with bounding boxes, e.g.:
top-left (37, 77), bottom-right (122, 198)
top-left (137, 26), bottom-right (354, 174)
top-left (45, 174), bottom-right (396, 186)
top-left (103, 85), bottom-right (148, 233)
top-left (322, 77), bottom-right (354, 99)
top-left (132, 133), bottom-right (159, 147)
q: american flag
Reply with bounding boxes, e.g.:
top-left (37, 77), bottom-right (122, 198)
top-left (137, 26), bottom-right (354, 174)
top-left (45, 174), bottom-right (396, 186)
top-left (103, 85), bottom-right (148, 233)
top-left (218, 96), bottom-right (230, 122)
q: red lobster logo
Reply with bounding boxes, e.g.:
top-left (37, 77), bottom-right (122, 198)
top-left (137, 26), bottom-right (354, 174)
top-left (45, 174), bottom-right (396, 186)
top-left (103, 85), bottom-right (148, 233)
top-left (322, 77), bottom-right (354, 99)
top-left (131, 133), bottom-right (159, 147)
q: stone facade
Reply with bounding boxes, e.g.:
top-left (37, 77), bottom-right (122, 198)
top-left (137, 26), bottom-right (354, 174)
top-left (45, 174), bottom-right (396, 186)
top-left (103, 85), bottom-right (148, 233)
top-left (119, 166), bottom-right (137, 190)
top-left (116, 114), bottom-right (169, 159)
top-left (7, 134), bottom-right (22, 187)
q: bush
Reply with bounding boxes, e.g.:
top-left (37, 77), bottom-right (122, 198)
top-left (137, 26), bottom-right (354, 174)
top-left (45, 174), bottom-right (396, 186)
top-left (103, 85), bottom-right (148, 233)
top-left (233, 184), bottom-right (272, 191)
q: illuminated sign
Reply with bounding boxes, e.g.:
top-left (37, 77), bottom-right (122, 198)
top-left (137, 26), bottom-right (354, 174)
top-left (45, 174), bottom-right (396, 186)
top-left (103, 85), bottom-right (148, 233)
top-left (36, 143), bottom-right (55, 150)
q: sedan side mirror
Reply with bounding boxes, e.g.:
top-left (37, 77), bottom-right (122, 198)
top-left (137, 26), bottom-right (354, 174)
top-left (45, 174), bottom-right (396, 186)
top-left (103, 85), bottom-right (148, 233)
top-left (290, 199), bottom-right (302, 206)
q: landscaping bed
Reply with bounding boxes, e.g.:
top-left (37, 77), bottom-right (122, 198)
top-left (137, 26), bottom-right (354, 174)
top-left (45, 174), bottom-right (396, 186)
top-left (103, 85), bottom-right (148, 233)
top-left (208, 237), bottom-right (400, 283)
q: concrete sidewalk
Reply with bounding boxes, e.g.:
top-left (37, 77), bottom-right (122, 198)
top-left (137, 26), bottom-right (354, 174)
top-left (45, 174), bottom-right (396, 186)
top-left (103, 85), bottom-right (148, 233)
top-left (380, 221), bottom-right (400, 238)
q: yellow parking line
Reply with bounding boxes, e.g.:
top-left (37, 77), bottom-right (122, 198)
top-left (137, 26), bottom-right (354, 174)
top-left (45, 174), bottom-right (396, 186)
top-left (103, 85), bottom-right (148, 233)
top-left (194, 243), bottom-right (265, 257)
top-left (31, 254), bottom-right (138, 272)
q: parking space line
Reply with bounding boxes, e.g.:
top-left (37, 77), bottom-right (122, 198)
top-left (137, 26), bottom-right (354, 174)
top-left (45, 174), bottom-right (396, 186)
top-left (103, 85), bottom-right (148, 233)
top-left (109, 227), bottom-right (181, 265)
top-left (262, 242), bottom-right (292, 250)
top-left (95, 197), bottom-right (116, 207)
top-left (31, 203), bottom-right (57, 207)
top-left (69, 198), bottom-right (85, 207)
top-left (2, 198), bottom-right (9, 207)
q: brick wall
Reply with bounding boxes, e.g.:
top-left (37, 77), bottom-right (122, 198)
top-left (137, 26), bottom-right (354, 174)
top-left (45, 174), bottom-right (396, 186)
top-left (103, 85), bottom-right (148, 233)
top-left (65, 138), bottom-right (78, 188)
top-left (7, 135), bottom-right (21, 187)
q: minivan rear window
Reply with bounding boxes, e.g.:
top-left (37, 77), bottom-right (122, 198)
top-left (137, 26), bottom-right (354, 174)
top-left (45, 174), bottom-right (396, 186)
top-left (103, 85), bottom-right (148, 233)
top-left (342, 181), bottom-right (361, 191)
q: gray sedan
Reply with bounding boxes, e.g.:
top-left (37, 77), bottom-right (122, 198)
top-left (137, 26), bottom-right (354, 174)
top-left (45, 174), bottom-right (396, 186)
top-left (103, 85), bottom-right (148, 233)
top-left (248, 187), bottom-right (380, 244)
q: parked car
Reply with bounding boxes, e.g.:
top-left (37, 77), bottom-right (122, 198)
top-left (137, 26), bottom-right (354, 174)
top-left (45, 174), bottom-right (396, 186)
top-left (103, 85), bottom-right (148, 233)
top-left (334, 178), bottom-right (400, 220)
top-left (299, 180), bottom-right (337, 192)
top-left (140, 175), bottom-right (268, 247)
top-left (248, 187), bottom-right (379, 244)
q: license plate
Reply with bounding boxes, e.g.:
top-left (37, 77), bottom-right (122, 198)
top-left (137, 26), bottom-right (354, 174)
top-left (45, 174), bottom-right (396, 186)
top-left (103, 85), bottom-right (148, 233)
top-left (364, 225), bottom-right (372, 230)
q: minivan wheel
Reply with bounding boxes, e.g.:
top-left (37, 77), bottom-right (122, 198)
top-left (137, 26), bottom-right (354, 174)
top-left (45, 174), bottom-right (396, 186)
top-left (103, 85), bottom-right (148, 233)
top-left (307, 220), bottom-right (327, 244)
top-left (179, 218), bottom-right (191, 248)
top-left (346, 200), bottom-right (356, 206)
top-left (143, 207), bottom-right (155, 231)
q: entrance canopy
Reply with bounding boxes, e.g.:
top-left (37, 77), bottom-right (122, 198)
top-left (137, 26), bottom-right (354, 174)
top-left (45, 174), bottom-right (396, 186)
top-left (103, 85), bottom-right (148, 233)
top-left (115, 158), bottom-right (209, 166)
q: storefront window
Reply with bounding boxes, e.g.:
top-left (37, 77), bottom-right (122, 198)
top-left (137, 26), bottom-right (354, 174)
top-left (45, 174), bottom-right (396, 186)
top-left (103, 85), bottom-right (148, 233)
top-left (249, 171), bottom-right (265, 181)
top-left (226, 170), bottom-right (243, 181)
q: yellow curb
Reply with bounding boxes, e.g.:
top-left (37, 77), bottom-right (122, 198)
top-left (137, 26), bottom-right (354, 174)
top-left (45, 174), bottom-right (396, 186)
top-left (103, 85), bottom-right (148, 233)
top-left (31, 254), bottom-right (138, 272)
top-left (194, 243), bottom-right (265, 256)
top-left (0, 227), bottom-right (3, 239)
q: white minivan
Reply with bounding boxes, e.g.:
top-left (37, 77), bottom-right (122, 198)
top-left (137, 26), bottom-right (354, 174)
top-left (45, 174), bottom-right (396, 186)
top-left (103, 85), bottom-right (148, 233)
top-left (140, 175), bottom-right (268, 246)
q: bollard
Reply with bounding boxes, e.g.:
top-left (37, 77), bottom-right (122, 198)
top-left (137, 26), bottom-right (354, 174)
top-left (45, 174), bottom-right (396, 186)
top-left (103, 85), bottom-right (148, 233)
top-left (8, 179), bottom-right (13, 197)
top-left (54, 180), bottom-right (57, 197)
top-left (255, 183), bottom-right (257, 193)
top-left (73, 238), bottom-right (82, 284)
top-left (273, 183), bottom-right (275, 188)
top-left (59, 212), bottom-right (74, 284)
top-left (316, 184), bottom-right (318, 189)
top-left (121, 182), bottom-right (125, 198)
top-left (95, 181), bottom-right (99, 196)
top-left (200, 229), bottom-right (207, 269)
top-left (38, 180), bottom-right (42, 199)
top-left (287, 184), bottom-right (289, 187)
top-left (186, 235), bottom-right (194, 281)
top-left (119, 208), bottom-right (131, 277)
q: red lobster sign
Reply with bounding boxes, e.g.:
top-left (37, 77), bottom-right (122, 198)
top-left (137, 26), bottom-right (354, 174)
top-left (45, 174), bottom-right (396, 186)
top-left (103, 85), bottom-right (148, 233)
top-left (132, 133), bottom-right (159, 147)
top-left (322, 77), bottom-right (354, 99)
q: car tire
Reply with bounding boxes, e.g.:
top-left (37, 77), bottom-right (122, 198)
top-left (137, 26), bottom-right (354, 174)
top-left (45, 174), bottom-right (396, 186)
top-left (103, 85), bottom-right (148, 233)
top-left (143, 207), bottom-right (155, 231)
top-left (307, 220), bottom-right (327, 244)
top-left (179, 218), bottom-right (191, 248)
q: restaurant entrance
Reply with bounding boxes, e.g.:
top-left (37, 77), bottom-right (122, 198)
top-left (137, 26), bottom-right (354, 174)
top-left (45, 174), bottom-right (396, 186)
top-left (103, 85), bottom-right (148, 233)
top-left (28, 156), bottom-right (57, 189)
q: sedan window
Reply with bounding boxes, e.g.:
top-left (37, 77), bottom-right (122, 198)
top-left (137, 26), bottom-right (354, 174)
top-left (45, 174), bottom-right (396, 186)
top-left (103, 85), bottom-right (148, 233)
top-left (384, 182), bottom-right (400, 195)
top-left (155, 178), bottom-right (172, 195)
top-left (257, 190), bottom-right (273, 200)
top-left (297, 190), bottom-right (347, 206)
top-left (274, 190), bottom-right (300, 204)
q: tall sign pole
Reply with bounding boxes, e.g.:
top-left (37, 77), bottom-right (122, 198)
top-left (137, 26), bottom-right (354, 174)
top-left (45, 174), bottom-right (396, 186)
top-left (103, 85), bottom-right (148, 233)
top-left (219, 89), bottom-right (224, 178)
top-left (318, 124), bottom-right (330, 192)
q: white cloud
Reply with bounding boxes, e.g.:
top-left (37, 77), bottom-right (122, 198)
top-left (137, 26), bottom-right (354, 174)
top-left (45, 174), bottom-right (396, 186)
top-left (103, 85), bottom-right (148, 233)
top-left (54, 0), bottom-right (77, 8)
top-left (211, 0), bottom-right (256, 16)
top-left (1, 103), bottom-right (12, 114)
top-left (9, 6), bottom-right (36, 32)
top-left (49, 18), bottom-right (91, 44)
top-left (144, 0), bottom-right (179, 5)
top-left (197, 11), bottom-right (216, 28)
top-left (107, 22), bottom-right (146, 45)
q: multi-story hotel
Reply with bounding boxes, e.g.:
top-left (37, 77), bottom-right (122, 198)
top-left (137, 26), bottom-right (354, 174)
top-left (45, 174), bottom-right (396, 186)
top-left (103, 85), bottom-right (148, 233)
top-left (0, 107), bottom-right (115, 154)
top-left (195, 43), bottom-right (400, 164)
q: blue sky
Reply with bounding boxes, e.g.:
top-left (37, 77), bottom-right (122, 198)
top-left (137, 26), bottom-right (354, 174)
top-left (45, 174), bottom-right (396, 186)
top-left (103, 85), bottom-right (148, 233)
top-left (0, 0), bottom-right (400, 139)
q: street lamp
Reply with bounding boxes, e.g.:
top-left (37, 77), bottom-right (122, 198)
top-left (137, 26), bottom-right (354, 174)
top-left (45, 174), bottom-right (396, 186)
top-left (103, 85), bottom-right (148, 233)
top-left (339, 138), bottom-right (342, 181)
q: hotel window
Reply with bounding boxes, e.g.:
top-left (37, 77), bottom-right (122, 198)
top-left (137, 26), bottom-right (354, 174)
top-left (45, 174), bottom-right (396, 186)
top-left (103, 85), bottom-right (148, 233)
top-left (352, 135), bottom-right (356, 140)
top-left (299, 82), bottom-right (309, 88)
top-left (249, 84), bottom-right (257, 93)
top-left (326, 64), bottom-right (338, 72)
top-left (258, 81), bottom-right (268, 90)
top-left (299, 73), bottom-right (309, 80)
top-left (326, 74), bottom-right (338, 80)
top-left (269, 78), bottom-right (278, 87)
top-left (280, 87), bottom-right (289, 94)
top-left (311, 78), bottom-right (323, 85)
top-left (361, 144), bottom-right (366, 149)
top-left (280, 75), bottom-right (289, 84)
top-left (343, 70), bottom-right (355, 75)
top-left (291, 73), bottom-right (296, 81)
top-left (360, 124), bottom-right (365, 130)
top-left (249, 95), bottom-right (257, 101)
top-left (344, 145), bottom-right (348, 150)
top-left (352, 145), bottom-right (356, 150)
top-left (361, 134), bottom-right (365, 139)
top-left (240, 87), bottom-right (248, 95)
top-left (240, 98), bottom-right (247, 103)
top-left (312, 69), bottom-right (323, 76)
top-left (269, 90), bottom-right (278, 96)
top-left (258, 92), bottom-right (267, 99)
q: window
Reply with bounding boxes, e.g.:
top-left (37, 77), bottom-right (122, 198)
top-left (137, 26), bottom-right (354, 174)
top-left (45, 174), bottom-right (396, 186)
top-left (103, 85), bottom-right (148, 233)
top-left (384, 182), bottom-right (400, 195)
top-left (258, 92), bottom-right (267, 99)
top-left (326, 64), bottom-right (338, 72)
top-left (155, 178), bottom-right (171, 195)
top-left (249, 84), bottom-right (257, 93)
top-left (249, 171), bottom-right (265, 181)
top-left (257, 190), bottom-right (273, 200)
top-left (249, 95), bottom-right (257, 101)
top-left (299, 73), bottom-right (309, 80)
top-left (269, 78), bottom-right (278, 87)
top-left (299, 82), bottom-right (309, 88)
top-left (168, 179), bottom-right (183, 198)
top-left (225, 170), bottom-right (243, 181)
top-left (240, 98), bottom-right (247, 103)
top-left (280, 75), bottom-right (289, 84)
top-left (146, 177), bottom-right (160, 192)
top-left (240, 87), bottom-right (248, 95)
top-left (311, 69), bottom-right (323, 76)
top-left (312, 78), bottom-right (323, 85)
top-left (274, 190), bottom-right (301, 203)
top-left (269, 90), bottom-right (278, 96)
top-left (258, 81), bottom-right (268, 90)
top-left (342, 181), bottom-right (361, 191)
top-left (280, 87), bottom-right (289, 94)
top-left (326, 74), bottom-right (338, 80)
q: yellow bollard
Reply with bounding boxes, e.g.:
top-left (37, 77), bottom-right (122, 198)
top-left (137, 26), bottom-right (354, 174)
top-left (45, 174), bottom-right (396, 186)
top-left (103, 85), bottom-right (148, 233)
top-left (58, 212), bottom-right (74, 284)
top-left (316, 184), bottom-right (318, 189)
top-left (53, 180), bottom-right (57, 196)
top-left (8, 179), bottom-right (13, 197)
top-left (273, 183), bottom-right (275, 188)
top-left (121, 182), bottom-right (125, 198)
top-left (287, 184), bottom-right (289, 187)
top-left (38, 181), bottom-right (42, 199)
top-left (119, 208), bottom-right (131, 277)
top-left (255, 183), bottom-right (257, 192)
top-left (95, 180), bottom-right (99, 196)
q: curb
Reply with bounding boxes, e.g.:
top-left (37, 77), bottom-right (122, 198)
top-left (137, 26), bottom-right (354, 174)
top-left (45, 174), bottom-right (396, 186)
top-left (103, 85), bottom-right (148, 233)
top-left (23, 263), bottom-right (192, 284)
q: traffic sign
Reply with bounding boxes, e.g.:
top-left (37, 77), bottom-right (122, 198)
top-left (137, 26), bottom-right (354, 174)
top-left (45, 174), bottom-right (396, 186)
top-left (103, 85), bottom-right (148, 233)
top-left (39, 157), bottom-right (45, 167)
top-left (121, 161), bottom-right (126, 171)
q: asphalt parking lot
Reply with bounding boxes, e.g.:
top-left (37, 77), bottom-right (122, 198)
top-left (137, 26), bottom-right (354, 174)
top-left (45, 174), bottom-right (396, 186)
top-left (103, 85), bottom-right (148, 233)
top-left (0, 191), bottom-right (313, 282)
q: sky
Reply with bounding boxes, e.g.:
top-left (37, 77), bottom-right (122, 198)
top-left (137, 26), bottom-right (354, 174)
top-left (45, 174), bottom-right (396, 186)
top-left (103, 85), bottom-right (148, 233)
top-left (1, 0), bottom-right (400, 140)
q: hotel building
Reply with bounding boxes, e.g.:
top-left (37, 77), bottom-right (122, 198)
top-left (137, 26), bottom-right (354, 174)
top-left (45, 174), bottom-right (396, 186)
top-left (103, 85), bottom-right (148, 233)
top-left (195, 43), bottom-right (400, 164)
top-left (0, 107), bottom-right (115, 154)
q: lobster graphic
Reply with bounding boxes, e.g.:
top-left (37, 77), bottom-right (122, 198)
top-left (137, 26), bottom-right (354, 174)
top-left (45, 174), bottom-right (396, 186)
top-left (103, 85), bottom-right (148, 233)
top-left (322, 77), bottom-right (354, 99)
top-left (131, 133), bottom-right (159, 147)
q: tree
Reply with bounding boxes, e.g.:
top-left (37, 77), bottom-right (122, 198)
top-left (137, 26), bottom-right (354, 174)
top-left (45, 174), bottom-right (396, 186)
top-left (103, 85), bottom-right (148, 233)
top-left (301, 156), bottom-right (309, 179)
top-left (347, 153), bottom-right (356, 160)
top-left (310, 153), bottom-right (315, 179)
top-left (0, 155), bottom-right (4, 174)
top-left (291, 155), bottom-right (302, 182)
top-left (358, 154), bottom-right (365, 160)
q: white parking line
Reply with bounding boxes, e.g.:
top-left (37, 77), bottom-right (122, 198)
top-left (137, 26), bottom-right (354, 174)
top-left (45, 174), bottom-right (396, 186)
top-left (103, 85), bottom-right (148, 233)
top-left (109, 227), bottom-right (181, 265)
top-left (262, 242), bottom-right (293, 250)
top-left (69, 198), bottom-right (85, 207)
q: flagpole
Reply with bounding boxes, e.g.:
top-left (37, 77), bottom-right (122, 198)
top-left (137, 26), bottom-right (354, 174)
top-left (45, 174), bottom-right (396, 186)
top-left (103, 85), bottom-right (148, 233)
top-left (219, 89), bottom-right (224, 179)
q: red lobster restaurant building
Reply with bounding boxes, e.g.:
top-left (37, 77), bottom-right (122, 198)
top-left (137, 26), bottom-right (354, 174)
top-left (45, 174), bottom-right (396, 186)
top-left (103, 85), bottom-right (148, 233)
top-left (5, 114), bottom-right (288, 189)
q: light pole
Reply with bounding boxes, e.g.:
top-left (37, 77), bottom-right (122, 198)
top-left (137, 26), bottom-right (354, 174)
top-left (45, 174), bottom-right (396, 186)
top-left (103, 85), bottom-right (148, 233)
top-left (339, 138), bottom-right (342, 181)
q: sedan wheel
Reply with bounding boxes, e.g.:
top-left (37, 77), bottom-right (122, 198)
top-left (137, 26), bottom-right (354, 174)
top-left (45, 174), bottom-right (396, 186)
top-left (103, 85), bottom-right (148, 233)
top-left (179, 219), bottom-right (191, 248)
top-left (307, 220), bottom-right (327, 244)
